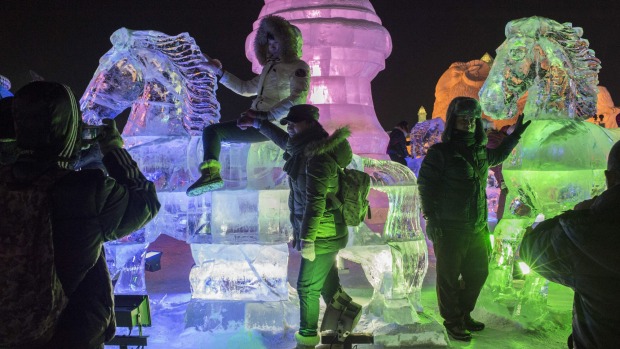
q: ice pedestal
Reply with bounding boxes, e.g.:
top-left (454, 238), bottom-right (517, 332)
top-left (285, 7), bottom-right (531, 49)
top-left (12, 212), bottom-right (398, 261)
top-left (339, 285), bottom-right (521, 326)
top-left (189, 243), bottom-right (289, 301)
top-left (480, 120), bottom-right (617, 327)
top-left (338, 157), bottom-right (430, 333)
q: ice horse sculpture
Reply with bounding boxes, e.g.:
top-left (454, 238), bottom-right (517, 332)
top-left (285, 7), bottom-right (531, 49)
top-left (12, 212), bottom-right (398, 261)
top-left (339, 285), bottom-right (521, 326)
top-left (80, 28), bottom-right (221, 293)
top-left (478, 16), bottom-right (616, 322)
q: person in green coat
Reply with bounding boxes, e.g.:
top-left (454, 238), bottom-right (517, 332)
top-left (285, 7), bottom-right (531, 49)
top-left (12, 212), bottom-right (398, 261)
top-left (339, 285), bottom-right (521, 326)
top-left (249, 104), bottom-right (359, 348)
top-left (418, 97), bottom-right (529, 341)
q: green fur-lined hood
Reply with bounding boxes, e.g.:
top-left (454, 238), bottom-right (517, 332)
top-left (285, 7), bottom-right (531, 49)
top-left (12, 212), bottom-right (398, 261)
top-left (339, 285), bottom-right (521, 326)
top-left (305, 127), bottom-right (352, 167)
top-left (254, 15), bottom-right (303, 65)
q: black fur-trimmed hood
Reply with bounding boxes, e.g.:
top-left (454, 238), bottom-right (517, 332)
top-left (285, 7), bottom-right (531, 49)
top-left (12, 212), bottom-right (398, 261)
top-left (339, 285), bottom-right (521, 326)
top-left (254, 15), bottom-right (303, 65)
top-left (305, 127), bottom-right (352, 168)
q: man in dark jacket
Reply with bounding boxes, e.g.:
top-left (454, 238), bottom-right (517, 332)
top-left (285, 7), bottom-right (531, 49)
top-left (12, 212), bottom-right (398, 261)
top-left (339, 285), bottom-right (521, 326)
top-left (520, 140), bottom-right (620, 349)
top-left (251, 104), bottom-right (355, 348)
top-left (418, 97), bottom-right (529, 341)
top-left (386, 120), bottom-right (411, 166)
top-left (186, 15), bottom-right (310, 196)
top-left (1, 81), bottom-right (160, 349)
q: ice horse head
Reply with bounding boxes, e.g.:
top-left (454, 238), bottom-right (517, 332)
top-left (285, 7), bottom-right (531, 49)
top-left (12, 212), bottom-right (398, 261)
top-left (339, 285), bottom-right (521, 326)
top-left (479, 16), bottom-right (600, 121)
top-left (80, 27), bottom-right (220, 137)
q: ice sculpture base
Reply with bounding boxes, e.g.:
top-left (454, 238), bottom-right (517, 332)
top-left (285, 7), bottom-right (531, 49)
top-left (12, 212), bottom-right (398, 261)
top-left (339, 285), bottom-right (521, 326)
top-left (356, 313), bottom-right (448, 348)
top-left (338, 240), bottom-right (427, 325)
top-left (185, 291), bottom-right (299, 332)
top-left (105, 241), bottom-right (149, 294)
top-left (189, 243), bottom-right (289, 301)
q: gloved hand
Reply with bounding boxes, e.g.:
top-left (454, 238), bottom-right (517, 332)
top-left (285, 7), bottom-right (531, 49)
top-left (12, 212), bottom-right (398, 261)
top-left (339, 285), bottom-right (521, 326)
top-left (98, 119), bottom-right (124, 156)
top-left (237, 112), bottom-right (255, 130)
top-left (300, 240), bottom-right (315, 261)
top-left (203, 54), bottom-right (223, 77)
top-left (511, 114), bottom-right (531, 137)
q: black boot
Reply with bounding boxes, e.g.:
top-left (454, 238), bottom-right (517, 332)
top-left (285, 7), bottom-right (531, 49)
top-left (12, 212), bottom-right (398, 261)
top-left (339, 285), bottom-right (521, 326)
top-left (444, 321), bottom-right (472, 342)
top-left (464, 314), bottom-right (485, 331)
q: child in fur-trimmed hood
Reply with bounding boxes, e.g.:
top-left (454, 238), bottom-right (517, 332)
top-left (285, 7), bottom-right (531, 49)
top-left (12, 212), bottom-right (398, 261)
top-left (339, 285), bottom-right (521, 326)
top-left (187, 15), bottom-right (310, 196)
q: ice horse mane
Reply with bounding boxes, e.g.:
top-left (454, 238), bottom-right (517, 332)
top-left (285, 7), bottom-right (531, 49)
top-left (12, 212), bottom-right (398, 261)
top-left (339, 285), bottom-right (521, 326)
top-left (479, 16), bottom-right (600, 120)
top-left (80, 27), bottom-right (220, 136)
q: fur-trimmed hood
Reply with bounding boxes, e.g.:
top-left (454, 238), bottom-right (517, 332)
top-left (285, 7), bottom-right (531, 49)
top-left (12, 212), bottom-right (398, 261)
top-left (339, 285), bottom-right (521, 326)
top-left (305, 127), bottom-right (352, 168)
top-left (254, 15), bottom-right (303, 65)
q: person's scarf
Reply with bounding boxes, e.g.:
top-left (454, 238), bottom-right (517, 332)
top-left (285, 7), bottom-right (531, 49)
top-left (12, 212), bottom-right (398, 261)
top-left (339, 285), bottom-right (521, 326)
top-left (283, 126), bottom-right (328, 179)
top-left (451, 130), bottom-right (476, 147)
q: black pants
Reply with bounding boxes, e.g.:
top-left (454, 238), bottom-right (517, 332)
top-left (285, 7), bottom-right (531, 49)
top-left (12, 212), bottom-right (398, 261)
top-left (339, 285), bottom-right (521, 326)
top-left (433, 227), bottom-right (490, 323)
top-left (202, 120), bottom-right (270, 162)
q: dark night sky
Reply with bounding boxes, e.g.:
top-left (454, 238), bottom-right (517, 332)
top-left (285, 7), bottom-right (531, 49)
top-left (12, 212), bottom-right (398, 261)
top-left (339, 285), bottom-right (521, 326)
top-left (2, 0), bottom-right (620, 130)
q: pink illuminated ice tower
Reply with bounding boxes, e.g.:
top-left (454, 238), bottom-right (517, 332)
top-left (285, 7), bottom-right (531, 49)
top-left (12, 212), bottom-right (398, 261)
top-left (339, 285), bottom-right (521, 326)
top-left (245, 0), bottom-right (392, 157)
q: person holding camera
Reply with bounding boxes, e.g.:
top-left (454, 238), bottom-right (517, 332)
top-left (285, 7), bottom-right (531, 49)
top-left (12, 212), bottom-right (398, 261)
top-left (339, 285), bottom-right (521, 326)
top-left (186, 15), bottom-right (310, 196)
top-left (0, 81), bottom-right (160, 348)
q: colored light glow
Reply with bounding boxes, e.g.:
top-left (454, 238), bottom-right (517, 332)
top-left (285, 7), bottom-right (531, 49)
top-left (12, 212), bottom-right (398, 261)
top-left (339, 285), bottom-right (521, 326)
top-left (309, 84), bottom-right (332, 104)
top-left (518, 261), bottom-right (531, 275)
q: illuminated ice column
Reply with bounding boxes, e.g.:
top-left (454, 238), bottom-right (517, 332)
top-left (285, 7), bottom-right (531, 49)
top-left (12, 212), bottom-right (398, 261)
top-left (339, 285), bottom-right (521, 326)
top-left (248, 0), bottom-right (392, 157)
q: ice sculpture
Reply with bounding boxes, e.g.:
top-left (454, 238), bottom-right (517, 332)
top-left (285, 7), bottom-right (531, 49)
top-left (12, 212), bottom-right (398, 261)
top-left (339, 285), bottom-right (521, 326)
top-left (591, 86), bottom-right (620, 128)
top-left (408, 118), bottom-right (444, 176)
top-left (0, 74), bottom-right (11, 98)
top-left (82, 2), bottom-right (429, 342)
top-left (80, 28), bottom-right (221, 293)
top-left (478, 16), bottom-right (617, 324)
top-left (249, 0), bottom-right (392, 157)
top-left (339, 156), bottom-right (427, 324)
top-left (433, 58), bottom-right (521, 131)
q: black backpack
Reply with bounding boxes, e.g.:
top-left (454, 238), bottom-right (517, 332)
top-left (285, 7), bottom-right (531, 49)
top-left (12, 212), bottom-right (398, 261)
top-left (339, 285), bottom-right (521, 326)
top-left (327, 157), bottom-right (372, 226)
top-left (0, 166), bottom-right (68, 346)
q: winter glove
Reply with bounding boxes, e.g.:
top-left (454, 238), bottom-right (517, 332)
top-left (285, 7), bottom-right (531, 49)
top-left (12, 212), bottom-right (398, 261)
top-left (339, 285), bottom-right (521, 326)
top-left (98, 118), bottom-right (124, 156)
top-left (300, 240), bottom-right (316, 261)
top-left (236, 113), bottom-right (254, 130)
top-left (511, 114), bottom-right (531, 138)
top-left (203, 54), bottom-right (223, 78)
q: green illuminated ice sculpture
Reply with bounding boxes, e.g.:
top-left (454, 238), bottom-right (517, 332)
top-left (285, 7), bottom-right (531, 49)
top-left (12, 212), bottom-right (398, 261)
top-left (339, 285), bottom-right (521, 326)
top-left (479, 16), bottom-right (618, 325)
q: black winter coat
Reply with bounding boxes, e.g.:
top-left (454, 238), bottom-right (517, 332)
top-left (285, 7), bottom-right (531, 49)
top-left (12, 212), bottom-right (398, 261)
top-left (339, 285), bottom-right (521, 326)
top-left (386, 127), bottom-right (410, 159)
top-left (259, 121), bottom-right (352, 254)
top-left (418, 134), bottom-right (518, 232)
top-left (5, 148), bottom-right (160, 348)
top-left (520, 184), bottom-right (620, 349)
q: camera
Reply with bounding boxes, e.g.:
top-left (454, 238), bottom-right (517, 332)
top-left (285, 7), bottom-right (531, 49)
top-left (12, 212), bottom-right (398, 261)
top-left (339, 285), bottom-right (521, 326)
top-left (82, 125), bottom-right (103, 140)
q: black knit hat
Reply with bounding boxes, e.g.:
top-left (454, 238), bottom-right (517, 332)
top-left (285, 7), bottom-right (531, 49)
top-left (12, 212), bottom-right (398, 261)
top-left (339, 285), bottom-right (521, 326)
top-left (279, 104), bottom-right (319, 125)
top-left (12, 81), bottom-right (81, 168)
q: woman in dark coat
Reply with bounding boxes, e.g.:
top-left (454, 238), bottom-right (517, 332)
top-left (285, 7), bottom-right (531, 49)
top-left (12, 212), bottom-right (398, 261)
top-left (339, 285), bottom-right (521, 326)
top-left (253, 104), bottom-right (355, 348)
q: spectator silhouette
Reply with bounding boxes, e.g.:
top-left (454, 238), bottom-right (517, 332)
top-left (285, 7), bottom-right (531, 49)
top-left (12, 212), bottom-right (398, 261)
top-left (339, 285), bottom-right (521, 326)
top-left (386, 120), bottom-right (411, 166)
top-left (0, 81), bottom-right (160, 349)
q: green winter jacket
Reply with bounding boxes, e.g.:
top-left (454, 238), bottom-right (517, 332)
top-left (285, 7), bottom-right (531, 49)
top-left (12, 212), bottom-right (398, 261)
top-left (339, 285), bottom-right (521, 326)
top-left (259, 121), bottom-right (352, 254)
